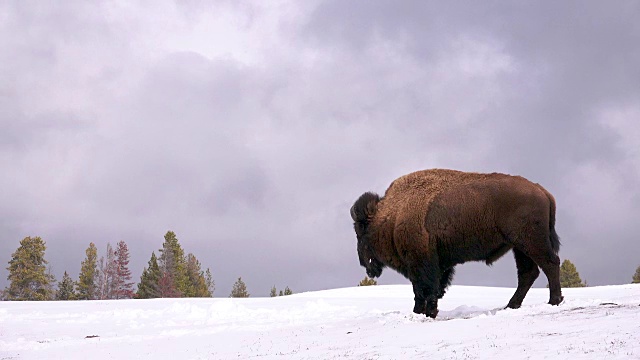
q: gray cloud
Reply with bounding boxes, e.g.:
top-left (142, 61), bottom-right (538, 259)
top-left (2, 1), bottom-right (639, 296)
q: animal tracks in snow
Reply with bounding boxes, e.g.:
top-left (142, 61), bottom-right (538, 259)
top-left (375, 298), bottom-right (637, 326)
top-left (376, 305), bottom-right (503, 324)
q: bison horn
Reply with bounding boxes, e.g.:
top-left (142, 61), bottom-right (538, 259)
top-left (350, 204), bottom-right (357, 221)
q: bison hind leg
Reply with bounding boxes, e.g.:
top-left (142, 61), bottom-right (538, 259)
top-left (506, 248), bottom-right (540, 309)
top-left (523, 246), bottom-right (564, 306)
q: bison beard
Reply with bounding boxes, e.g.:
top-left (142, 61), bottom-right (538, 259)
top-left (350, 169), bottom-right (564, 318)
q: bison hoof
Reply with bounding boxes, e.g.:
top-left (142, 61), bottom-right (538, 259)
top-left (413, 300), bottom-right (439, 318)
top-left (426, 308), bottom-right (438, 319)
top-left (549, 295), bottom-right (564, 306)
top-left (506, 302), bottom-right (521, 310)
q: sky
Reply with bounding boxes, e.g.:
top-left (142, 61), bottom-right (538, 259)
top-left (1, 1), bottom-right (639, 296)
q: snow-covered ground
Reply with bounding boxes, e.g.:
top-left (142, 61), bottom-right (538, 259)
top-left (1, 284), bottom-right (639, 359)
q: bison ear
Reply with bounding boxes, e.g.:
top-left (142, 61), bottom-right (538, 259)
top-left (351, 192), bottom-right (380, 223)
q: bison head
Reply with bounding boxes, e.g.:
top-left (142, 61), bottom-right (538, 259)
top-left (351, 192), bottom-right (384, 278)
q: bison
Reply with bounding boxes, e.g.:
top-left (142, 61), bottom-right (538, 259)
top-left (350, 169), bottom-right (564, 318)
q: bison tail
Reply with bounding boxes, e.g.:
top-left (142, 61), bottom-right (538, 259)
top-left (547, 190), bottom-right (561, 254)
top-left (549, 220), bottom-right (560, 254)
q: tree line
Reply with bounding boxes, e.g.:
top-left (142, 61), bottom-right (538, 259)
top-left (3, 234), bottom-right (638, 301)
top-left (1, 231), bottom-right (294, 301)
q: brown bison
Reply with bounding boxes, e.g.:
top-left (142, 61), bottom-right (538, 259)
top-left (350, 169), bottom-right (563, 318)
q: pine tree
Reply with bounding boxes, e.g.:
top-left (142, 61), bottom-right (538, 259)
top-left (270, 286), bottom-right (277, 297)
top-left (283, 286), bottom-right (293, 296)
top-left (559, 259), bottom-right (586, 288)
top-left (77, 242), bottom-right (98, 300)
top-left (137, 252), bottom-right (161, 299)
top-left (45, 265), bottom-right (57, 298)
top-left (56, 271), bottom-right (76, 300)
top-left (184, 253), bottom-right (211, 297)
top-left (230, 277), bottom-right (250, 298)
top-left (158, 231), bottom-right (187, 296)
top-left (358, 276), bottom-right (378, 286)
top-left (113, 241), bottom-right (134, 299)
top-left (158, 271), bottom-right (181, 298)
top-left (5, 236), bottom-right (56, 300)
top-left (279, 290), bottom-right (283, 296)
top-left (96, 243), bottom-right (117, 299)
top-left (632, 265), bottom-right (640, 284)
top-left (205, 268), bottom-right (215, 297)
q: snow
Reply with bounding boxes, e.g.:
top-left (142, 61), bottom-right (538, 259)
top-left (1, 284), bottom-right (639, 359)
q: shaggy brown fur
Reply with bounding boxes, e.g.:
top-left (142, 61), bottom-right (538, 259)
top-left (350, 169), bottom-right (563, 318)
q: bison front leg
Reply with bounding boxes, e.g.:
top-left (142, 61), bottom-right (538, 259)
top-left (410, 262), bottom-right (441, 319)
top-left (411, 283), bottom-right (429, 315)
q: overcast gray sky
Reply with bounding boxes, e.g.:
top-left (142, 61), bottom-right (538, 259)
top-left (2, 1), bottom-right (639, 297)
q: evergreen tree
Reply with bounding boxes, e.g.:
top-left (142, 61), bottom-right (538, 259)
top-left (559, 259), bottom-right (586, 288)
top-left (56, 271), bottom-right (76, 300)
top-left (283, 286), bottom-right (293, 296)
top-left (96, 243), bottom-right (117, 299)
top-left (279, 290), bottom-right (283, 296)
top-left (158, 231), bottom-right (187, 296)
top-left (137, 252), bottom-right (161, 299)
top-left (77, 242), bottom-right (98, 300)
top-left (45, 265), bottom-right (57, 298)
top-left (205, 268), bottom-right (215, 297)
top-left (358, 276), bottom-right (378, 286)
top-left (158, 271), bottom-right (181, 298)
top-left (113, 241), bottom-right (134, 299)
top-left (184, 253), bottom-right (211, 297)
top-left (270, 286), bottom-right (277, 297)
top-left (5, 236), bottom-right (56, 301)
top-left (632, 265), bottom-right (640, 284)
top-left (230, 277), bottom-right (250, 298)
top-left (158, 237), bottom-right (181, 297)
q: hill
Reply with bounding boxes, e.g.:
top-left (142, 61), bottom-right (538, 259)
top-left (1, 284), bottom-right (639, 359)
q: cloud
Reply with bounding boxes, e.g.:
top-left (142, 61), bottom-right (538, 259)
top-left (1, 1), bottom-right (639, 296)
